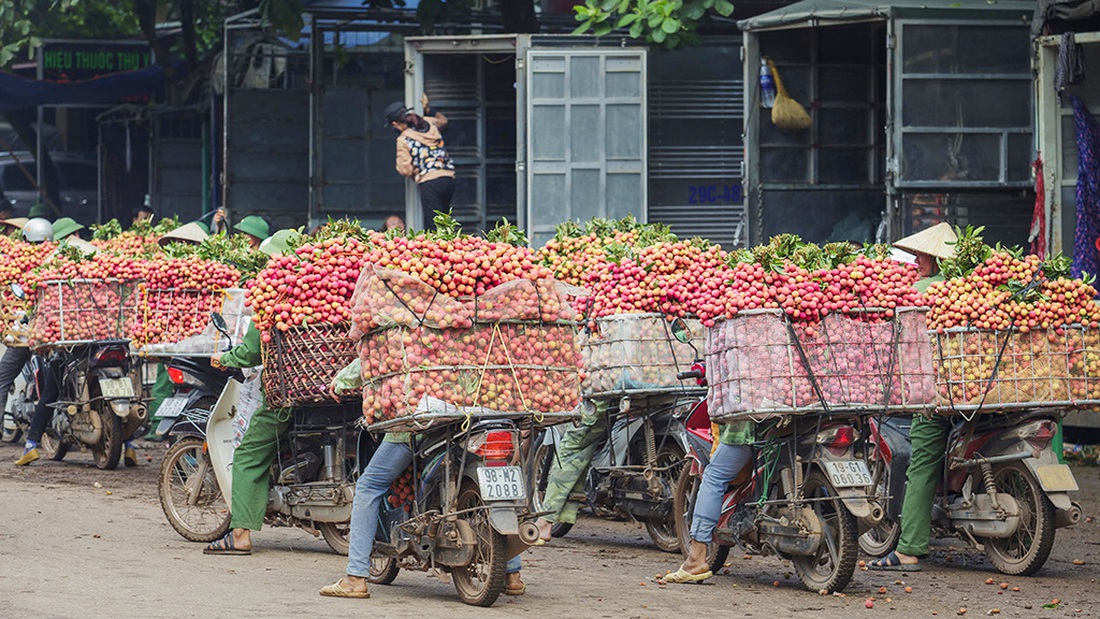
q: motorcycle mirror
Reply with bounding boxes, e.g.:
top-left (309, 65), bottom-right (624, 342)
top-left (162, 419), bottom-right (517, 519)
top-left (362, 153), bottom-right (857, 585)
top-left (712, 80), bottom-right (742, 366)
top-left (10, 282), bottom-right (25, 300)
top-left (670, 317), bottom-right (692, 344)
top-left (210, 312), bottom-right (229, 336)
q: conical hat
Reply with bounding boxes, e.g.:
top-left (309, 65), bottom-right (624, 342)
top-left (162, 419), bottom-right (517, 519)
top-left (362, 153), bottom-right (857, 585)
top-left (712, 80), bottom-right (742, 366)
top-left (159, 222), bottom-right (209, 246)
top-left (1, 217), bottom-right (27, 229)
top-left (893, 222), bottom-right (957, 260)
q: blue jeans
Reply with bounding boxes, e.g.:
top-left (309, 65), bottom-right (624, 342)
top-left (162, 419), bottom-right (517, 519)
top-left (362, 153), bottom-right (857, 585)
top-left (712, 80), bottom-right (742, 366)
top-left (689, 443), bottom-right (753, 544)
top-left (346, 440), bottom-right (522, 577)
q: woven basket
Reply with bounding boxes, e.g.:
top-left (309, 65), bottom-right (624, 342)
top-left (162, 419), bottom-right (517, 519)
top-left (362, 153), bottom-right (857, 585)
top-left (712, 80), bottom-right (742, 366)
top-left (261, 322), bottom-right (359, 408)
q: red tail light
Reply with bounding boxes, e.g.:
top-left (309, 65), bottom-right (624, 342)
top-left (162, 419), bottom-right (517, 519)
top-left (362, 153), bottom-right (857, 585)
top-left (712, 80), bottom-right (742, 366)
top-left (869, 420), bottom-right (893, 464)
top-left (470, 430), bottom-right (516, 462)
top-left (817, 426), bottom-right (856, 451)
top-left (1013, 420), bottom-right (1058, 449)
top-left (167, 367), bottom-right (186, 384)
top-left (93, 347), bottom-right (128, 364)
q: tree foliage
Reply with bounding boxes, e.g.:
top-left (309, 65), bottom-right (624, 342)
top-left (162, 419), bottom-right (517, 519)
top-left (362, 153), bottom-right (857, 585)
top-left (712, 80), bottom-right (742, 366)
top-left (573, 0), bottom-right (734, 48)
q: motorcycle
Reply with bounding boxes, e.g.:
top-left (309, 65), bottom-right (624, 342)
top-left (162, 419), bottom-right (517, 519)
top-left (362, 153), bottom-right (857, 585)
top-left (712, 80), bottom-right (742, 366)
top-left (864, 411), bottom-right (1082, 576)
top-left (2, 353), bottom-right (38, 443)
top-left (365, 415), bottom-right (542, 607)
top-left (672, 320), bottom-right (883, 593)
top-left (8, 283), bottom-right (145, 469)
top-left (530, 393), bottom-right (702, 552)
top-left (157, 314), bottom-right (238, 543)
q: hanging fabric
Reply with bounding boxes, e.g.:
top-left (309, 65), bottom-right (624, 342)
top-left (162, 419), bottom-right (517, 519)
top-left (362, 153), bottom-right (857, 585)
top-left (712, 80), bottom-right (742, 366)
top-left (1056, 32), bottom-right (1086, 101)
top-left (1070, 95), bottom-right (1100, 281)
top-left (1030, 156), bottom-right (1047, 257)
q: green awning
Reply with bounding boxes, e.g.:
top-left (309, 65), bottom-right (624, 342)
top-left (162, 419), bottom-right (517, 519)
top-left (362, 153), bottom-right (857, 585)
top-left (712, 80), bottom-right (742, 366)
top-left (738, 0), bottom-right (1036, 31)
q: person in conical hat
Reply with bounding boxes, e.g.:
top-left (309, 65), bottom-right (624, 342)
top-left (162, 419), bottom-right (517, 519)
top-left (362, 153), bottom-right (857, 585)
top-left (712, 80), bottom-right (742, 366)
top-left (893, 222), bottom-right (957, 292)
top-left (1, 217), bottom-right (27, 237)
top-left (158, 221), bottom-right (209, 247)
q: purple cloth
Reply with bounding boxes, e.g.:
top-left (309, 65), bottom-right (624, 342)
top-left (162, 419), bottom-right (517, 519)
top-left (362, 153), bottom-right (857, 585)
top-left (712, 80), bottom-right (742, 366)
top-left (1071, 95), bottom-right (1100, 282)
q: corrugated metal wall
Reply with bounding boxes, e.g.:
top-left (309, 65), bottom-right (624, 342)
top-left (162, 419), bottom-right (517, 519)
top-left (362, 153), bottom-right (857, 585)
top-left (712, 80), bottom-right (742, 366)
top-left (648, 38), bottom-right (746, 248)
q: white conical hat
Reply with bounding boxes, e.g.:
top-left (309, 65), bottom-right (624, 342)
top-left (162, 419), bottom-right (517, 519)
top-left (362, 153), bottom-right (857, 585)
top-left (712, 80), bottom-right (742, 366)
top-left (894, 222), bottom-right (957, 260)
top-left (158, 222), bottom-right (209, 246)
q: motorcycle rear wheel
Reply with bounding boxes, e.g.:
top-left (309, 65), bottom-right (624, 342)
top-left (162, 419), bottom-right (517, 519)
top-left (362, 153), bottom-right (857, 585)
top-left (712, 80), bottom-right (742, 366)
top-left (158, 437), bottom-right (231, 543)
top-left (790, 470), bottom-right (858, 593)
top-left (91, 409), bottom-right (124, 470)
top-left (672, 460), bottom-right (730, 573)
top-left (530, 441), bottom-right (574, 538)
top-left (859, 464), bottom-right (899, 558)
top-left (367, 557), bottom-right (400, 585)
top-left (451, 482), bottom-right (507, 607)
top-left (40, 431), bottom-right (69, 461)
top-left (319, 521), bottom-right (351, 556)
top-left (644, 445), bottom-right (685, 553)
top-left (2, 413), bottom-right (23, 443)
top-left (982, 463), bottom-right (1055, 576)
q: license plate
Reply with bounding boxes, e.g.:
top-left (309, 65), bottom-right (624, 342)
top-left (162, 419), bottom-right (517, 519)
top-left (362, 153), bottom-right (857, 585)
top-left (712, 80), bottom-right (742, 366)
top-left (99, 377), bottom-right (135, 399)
top-left (1034, 464), bottom-right (1078, 492)
top-left (476, 466), bottom-right (526, 501)
top-left (155, 397), bottom-right (188, 419)
top-left (823, 460), bottom-right (874, 488)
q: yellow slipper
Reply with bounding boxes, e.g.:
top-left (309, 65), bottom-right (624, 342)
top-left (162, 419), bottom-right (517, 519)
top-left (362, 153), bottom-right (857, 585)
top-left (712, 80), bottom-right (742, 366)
top-left (319, 579), bottom-right (370, 599)
top-left (15, 447), bottom-right (39, 467)
top-left (662, 568), bottom-right (713, 584)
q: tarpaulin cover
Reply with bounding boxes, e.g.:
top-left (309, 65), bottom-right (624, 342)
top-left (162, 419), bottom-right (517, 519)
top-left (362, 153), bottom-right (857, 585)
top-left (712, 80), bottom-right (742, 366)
top-left (0, 65), bottom-right (164, 112)
top-left (1033, 0), bottom-right (1100, 35)
top-left (738, 0), bottom-right (1035, 31)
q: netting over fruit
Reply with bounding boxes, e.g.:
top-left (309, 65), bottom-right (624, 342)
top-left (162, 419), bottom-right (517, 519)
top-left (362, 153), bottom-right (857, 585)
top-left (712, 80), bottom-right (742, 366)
top-left (579, 314), bottom-right (703, 397)
top-left (932, 326), bottom-right (1100, 413)
top-left (360, 322), bottom-right (581, 426)
top-left (29, 279), bottom-right (137, 347)
top-left (0, 294), bottom-right (31, 348)
top-left (261, 322), bottom-right (359, 408)
top-left (132, 287), bottom-right (253, 357)
top-left (706, 308), bottom-right (935, 420)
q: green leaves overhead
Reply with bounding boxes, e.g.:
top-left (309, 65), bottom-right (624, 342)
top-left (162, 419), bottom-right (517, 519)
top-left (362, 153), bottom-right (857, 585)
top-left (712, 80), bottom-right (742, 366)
top-left (572, 0), bottom-right (733, 48)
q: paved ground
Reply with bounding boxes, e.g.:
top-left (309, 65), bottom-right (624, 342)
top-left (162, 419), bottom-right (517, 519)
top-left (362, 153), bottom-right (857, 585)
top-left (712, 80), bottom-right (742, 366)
top-left (0, 440), bottom-right (1097, 619)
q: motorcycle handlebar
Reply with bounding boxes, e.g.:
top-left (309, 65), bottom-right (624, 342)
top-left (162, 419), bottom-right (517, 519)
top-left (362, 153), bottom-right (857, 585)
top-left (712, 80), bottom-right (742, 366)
top-left (677, 370), bottom-right (703, 380)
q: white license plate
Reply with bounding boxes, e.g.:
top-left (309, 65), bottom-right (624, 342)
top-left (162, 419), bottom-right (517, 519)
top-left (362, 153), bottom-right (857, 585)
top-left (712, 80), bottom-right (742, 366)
top-left (99, 377), bottom-right (135, 399)
top-left (823, 460), bottom-right (874, 488)
top-left (476, 466), bottom-right (526, 501)
top-left (1034, 464), bottom-right (1078, 492)
top-left (155, 397), bottom-right (188, 419)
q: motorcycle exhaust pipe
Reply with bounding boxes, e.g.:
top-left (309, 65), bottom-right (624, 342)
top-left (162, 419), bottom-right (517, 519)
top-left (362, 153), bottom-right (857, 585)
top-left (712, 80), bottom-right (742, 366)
top-left (518, 520), bottom-right (541, 545)
top-left (1056, 502), bottom-right (1083, 529)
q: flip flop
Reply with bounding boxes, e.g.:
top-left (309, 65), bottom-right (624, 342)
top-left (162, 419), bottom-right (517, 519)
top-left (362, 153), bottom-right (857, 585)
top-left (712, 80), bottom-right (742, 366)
top-left (203, 533), bottom-right (251, 556)
top-left (504, 578), bottom-right (527, 596)
top-left (319, 579), bottom-right (370, 599)
top-left (662, 568), bottom-right (713, 584)
top-left (868, 551), bottom-right (922, 572)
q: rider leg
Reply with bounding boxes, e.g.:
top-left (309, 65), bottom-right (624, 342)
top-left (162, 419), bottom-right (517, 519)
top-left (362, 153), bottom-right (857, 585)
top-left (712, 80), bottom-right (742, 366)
top-left (894, 414), bottom-right (950, 561)
top-left (218, 401), bottom-right (290, 550)
top-left (340, 439), bottom-right (415, 592)
top-left (536, 401), bottom-right (608, 537)
top-left (0, 346), bottom-right (31, 414)
top-left (679, 430), bottom-right (753, 576)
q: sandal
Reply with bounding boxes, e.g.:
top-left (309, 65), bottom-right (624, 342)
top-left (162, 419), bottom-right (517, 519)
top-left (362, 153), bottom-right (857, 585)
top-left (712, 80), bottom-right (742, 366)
top-left (203, 533), bottom-right (251, 556)
top-left (319, 579), bottom-right (370, 599)
top-left (868, 551), bottom-right (921, 572)
top-left (662, 568), bottom-right (713, 584)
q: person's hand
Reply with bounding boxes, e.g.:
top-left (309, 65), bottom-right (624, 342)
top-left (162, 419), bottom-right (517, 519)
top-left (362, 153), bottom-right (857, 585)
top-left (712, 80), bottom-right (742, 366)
top-left (328, 379), bottom-right (342, 403)
top-left (420, 93), bottom-right (430, 110)
top-left (213, 208), bottom-right (226, 225)
top-left (210, 354), bottom-right (223, 370)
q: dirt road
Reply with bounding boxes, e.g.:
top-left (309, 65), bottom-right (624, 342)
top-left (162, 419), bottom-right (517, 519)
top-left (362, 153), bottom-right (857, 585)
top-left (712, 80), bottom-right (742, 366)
top-left (0, 440), bottom-right (1097, 619)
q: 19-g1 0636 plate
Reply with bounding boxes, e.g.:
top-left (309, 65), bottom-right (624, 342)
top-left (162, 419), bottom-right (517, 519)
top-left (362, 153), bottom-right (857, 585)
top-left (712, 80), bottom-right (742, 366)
top-left (823, 460), bottom-right (874, 488)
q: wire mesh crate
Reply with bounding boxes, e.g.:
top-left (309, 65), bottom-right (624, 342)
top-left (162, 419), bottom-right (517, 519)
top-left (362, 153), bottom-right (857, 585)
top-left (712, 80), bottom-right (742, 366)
top-left (706, 308), bottom-right (935, 421)
top-left (932, 325), bottom-right (1100, 414)
top-left (132, 287), bottom-right (252, 357)
top-left (580, 313), bottom-right (702, 397)
top-left (29, 279), bottom-right (137, 347)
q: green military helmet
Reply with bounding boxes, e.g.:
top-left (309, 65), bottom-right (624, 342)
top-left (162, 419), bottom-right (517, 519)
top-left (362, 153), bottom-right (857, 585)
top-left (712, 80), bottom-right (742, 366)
top-left (27, 203), bottom-right (51, 219)
top-left (259, 229), bottom-right (300, 257)
top-left (233, 215), bottom-right (270, 242)
top-left (52, 217), bottom-right (85, 241)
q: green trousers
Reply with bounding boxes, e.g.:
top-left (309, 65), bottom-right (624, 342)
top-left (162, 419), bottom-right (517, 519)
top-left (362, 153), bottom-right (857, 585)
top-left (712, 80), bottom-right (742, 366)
top-left (230, 403), bottom-right (290, 531)
top-left (541, 413), bottom-right (607, 525)
top-left (897, 414), bottom-right (950, 557)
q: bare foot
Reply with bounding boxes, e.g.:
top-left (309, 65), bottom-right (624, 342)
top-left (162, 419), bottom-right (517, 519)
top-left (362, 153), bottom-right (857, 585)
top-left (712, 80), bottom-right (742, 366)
top-left (232, 528), bottom-right (252, 551)
top-left (342, 576), bottom-right (368, 593)
top-left (535, 518), bottom-right (553, 541)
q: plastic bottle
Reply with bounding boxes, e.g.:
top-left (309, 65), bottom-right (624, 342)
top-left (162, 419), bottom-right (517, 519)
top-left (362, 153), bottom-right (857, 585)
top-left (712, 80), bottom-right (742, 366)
top-left (759, 59), bottom-right (777, 109)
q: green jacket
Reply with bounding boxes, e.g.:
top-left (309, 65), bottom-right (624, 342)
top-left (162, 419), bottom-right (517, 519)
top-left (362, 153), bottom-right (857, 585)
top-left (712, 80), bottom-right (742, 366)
top-left (220, 323), bottom-right (262, 368)
top-left (914, 274), bottom-right (944, 293)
